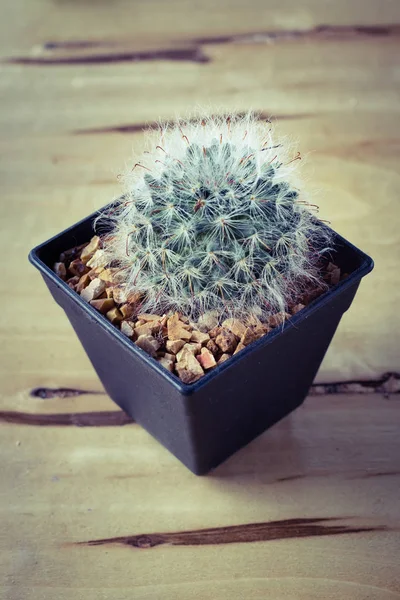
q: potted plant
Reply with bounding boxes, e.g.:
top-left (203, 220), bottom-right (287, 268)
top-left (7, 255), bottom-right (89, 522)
top-left (29, 113), bottom-right (373, 474)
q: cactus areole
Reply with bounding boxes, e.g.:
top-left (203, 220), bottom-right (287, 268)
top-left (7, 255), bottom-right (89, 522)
top-left (97, 113), bottom-right (333, 321)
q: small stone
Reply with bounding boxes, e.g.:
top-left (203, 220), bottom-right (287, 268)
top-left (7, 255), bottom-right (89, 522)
top-left (166, 339), bottom-right (185, 354)
top-left (217, 353), bottom-right (231, 365)
top-left (120, 304), bottom-right (135, 319)
top-left (80, 236), bottom-right (101, 264)
top-left (197, 310), bottom-right (219, 332)
top-left (164, 352), bottom-right (176, 363)
top-left (86, 249), bottom-right (107, 269)
top-left (196, 347), bottom-right (217, 370)
top-left (87, 266), bottom-right (104, 280)
top-left (157, 357), bottom-right (174, 372)
top-left (215, 329), bottom-right (238, 353)
top-left (90, 298), bottom-right (115, 314)
top-left (98, 268), bottom-right (119, 283)
top-left (291, 303), bottom-right (305, 315)
top-left (54, 262), bottom-right (66, 280)
top-left (176, 348), bottom-right (204, 384)
top-left (167, 313), bottom-right (192, 341)
top-left (135, 334), bottom-right (161, 357)
top-left (330, 267), bottom-right (341, 285)
top-left (176, 343), bottom-right (201, 362)
top-left (105, 288), bottom-right (114, 299)
top-left (135, 322), bottom-right (154, 337)
top-left (246, 314), bottom-right (268, 338)
top-left (126, 290), bottom-right (142, 305)
top-left (67, 276), bottom-right (79, 289)
top-left (208, 326), bottom-right (222, 339)
top-left (120, 320), bottom-right (135, 338)
top-left (206, 339), bottom-right (219, 356)
top-left (76, 273), bottom-right (91, 293)
top-left (190, 330), bottom-right (210, 345)
top-left (80, 278), bottom-right (106, 302)
top-left (68, 259), bottom-right (89, 278)
top-left (241, 327), bottom-right (258, 346)
top-left (112, 286), bottom-right (128, 304)
top-left (268, 312), bottom-right (290, 328)
top-left (234, 341), bottom-right (246, 355)
top-left (222, 318), bottom-right (247, 338)
top-left (106, 307), bottom-right (123, 325)
top-left (137, 313), bottom-right (162, 322)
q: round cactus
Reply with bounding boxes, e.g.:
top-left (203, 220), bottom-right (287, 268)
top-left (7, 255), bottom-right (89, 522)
top-left (98, 113), bottom-right (333, 320)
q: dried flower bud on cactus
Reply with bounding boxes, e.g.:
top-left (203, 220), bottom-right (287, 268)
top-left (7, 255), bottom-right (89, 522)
top-left (97, 113), bottom-right (333, 320)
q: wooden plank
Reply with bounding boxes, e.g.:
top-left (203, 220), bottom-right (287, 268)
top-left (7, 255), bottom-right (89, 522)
top-left (1, 394), bottom-right (399, 598)
top-left (1, 0), bottom-right (400, 597)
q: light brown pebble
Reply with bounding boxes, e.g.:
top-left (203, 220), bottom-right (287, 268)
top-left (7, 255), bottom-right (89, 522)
top-left (105, 288), bottom-right (114, 299)
top-left (106, 307), bottom-right (123, 325)
top-left (120, 304), bottom-right (135, 319)
top-left (240, 327), bottom-right (258, 346)
top-left (68, 259), bottom-right (89, 278)
top-left (190, 330), bottom-right (210, 345)
top-left (137, 313), bottom-right (162, 322)
top-left (87, 266), bottom-right (104, 280)
top-left (217, 353), bottom-right (231, 365)
top-left (157, 357), bottom-right (175, 372)
top-left (80, 278), bottom-right (106, 302)
top-left (97, 268), bottom-right (119, 283)
top-left (245, 315), bottom-right (268, 337)
top-left (167, 313), bottom-right (192, 341)
top-left (215, 329), bottom-right (238, 354)
top-left (135, 334), bottom-right (160, 357)
top-left (86, 249), bottom-right (107, 269)
top-left (166, 339), bottom-right (185, 354)
top-left (208, 326), bottom-right (222, 339)
top-left (126, 290), bottom-right (143, 305)
top-left (164, 352), bottom-right (176, 363)
top-left (196, 347), bottom-right (217, 370)
top-left (176, 343), bottom-right (202, 362)
top-left (120, 320), bottom-right (135, 338)
top-left (234, 341), bottom-right (246, 355)
top-left (206, 339), bottom-right (219, 356)
top-left (90, 298), bottom-right (115, 314)
top-left (268, 312), bottom-right (290, 328)
top-left (80, 236), bottom-right (101, 264)
top-left (291, 303), bottom-right (305, 315)
top-left (112, 286), bottom-right (128, 304)
top-left (175, 349), bottom-right (204, 384)
top-left (222, 318), bottom-right (247, 338)
top-left (135, 322), bottom-right (154, 337)
top-left (54, 262), bottom-right (67, 280)
top-left (76, 273), bottom-right (91, 293)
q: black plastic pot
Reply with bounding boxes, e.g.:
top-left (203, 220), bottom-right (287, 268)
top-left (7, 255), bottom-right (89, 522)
top-left (29, 210), bottom-right (373, 474)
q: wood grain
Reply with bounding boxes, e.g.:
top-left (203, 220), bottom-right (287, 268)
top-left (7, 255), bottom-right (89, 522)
top-left (1, 0), bottom-right (400, 598)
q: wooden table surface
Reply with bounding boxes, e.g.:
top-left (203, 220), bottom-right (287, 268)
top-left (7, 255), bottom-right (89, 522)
top-left (1, 1), bottom-right (400, 598)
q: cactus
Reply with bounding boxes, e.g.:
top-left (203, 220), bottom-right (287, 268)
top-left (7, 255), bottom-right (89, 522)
top-left (98, 113), bottom-right (333, 321)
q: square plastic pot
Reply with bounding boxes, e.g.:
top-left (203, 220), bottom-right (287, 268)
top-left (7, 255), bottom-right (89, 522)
top-left (29, 210), bottom-right (374, 475)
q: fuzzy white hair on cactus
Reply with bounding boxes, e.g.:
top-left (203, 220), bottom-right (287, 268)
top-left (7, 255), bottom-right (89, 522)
top-left (97, 112), bottom-right (333, 320)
